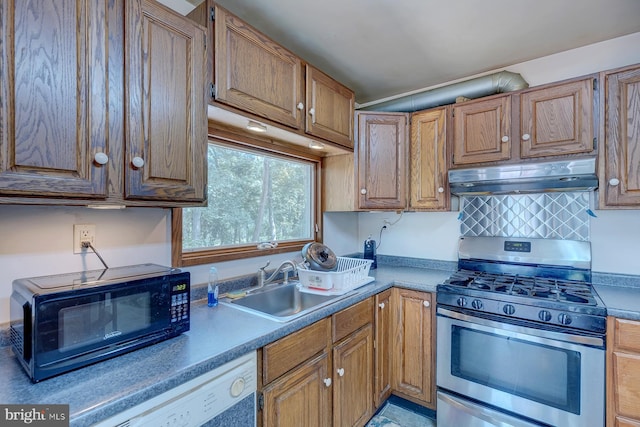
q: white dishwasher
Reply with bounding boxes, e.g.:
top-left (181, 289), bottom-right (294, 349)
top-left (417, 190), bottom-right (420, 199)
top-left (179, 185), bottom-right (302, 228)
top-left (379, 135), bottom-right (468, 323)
top-left (94, 351), bottom-right (257, 427)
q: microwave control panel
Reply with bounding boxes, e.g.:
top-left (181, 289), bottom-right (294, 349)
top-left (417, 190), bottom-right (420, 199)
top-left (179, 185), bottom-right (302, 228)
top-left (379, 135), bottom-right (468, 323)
top-left (170, 278), bottom-right (190, 325)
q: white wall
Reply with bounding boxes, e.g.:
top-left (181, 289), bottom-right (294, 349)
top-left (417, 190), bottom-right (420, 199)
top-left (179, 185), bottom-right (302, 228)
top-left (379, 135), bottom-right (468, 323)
top-left (1, 33), bottom-right (640, 325)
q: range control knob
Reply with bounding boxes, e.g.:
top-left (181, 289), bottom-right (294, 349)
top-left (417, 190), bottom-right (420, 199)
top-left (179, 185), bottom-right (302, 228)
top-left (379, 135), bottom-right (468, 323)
top-left (538, 310), bottom-right (552, 322)
top-left (456, 297), bottom-right (467, 307)
top-left (558, 313), bottom-right (572, 325)
top-left (471, 299), bottom-right (483, 310)
top-left (503, 304), bottom-right (516, 315)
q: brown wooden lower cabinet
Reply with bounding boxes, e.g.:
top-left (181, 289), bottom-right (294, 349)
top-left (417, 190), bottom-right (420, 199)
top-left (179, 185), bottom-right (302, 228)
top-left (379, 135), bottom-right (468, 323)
top-left (262, 352), bottom-right (331, 427)
top-left (260, 299), bottom-right (374, 427)
top-left (607, 316), bottom-right (640, 427)
top-left (374, 289), bottom-right (393, 408)
top-left (391, 288), bottom-right (436, 409)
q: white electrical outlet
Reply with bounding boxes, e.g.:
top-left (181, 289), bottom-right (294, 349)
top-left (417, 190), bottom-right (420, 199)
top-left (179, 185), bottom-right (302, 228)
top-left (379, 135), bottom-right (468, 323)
top-left (74, 224), bottom-right (96, 254)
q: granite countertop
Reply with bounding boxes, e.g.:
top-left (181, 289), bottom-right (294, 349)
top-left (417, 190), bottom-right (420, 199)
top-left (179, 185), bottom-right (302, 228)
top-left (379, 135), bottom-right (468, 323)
top-left (0, 265), bottom-right (451, 427)
top-left (594, 284), bottom-right (640, 321)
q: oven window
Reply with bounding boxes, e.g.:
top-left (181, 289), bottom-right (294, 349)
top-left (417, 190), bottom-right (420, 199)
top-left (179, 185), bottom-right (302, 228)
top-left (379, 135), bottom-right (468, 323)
top-left (59, 292), bottom-right (151, 352)
top-left (451, 326), bottom-right (581, 414)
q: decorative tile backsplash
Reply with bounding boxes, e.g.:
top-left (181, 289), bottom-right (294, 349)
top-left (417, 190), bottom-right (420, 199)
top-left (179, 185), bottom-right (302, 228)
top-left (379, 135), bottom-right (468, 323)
top-left (459, 192), bottom-right (591, 241)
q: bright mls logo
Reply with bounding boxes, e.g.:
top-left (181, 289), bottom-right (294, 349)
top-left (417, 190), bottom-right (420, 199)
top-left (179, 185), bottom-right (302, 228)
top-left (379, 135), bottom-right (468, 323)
top-left (0, 405), bottom-right (69, 426)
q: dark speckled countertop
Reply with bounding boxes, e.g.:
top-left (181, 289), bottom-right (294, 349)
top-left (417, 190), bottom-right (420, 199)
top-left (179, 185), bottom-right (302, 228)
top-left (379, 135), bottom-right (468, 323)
top-left (0, 264), bottom-right (452, 427)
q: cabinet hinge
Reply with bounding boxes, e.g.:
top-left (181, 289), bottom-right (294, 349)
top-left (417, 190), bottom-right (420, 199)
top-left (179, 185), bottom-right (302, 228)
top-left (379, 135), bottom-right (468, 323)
top-left (258, 392), bottom-right (264, 410)
top-left (210, 83), bottom-right (216, 98)
top-left (210, 7), bottom-right (215, 21)
top-left (451, 109), bottom-right (455, 118)
top-left (593, 137), bottom-right (597, 150)
top-left (593, 78), bottom-right (598, 91)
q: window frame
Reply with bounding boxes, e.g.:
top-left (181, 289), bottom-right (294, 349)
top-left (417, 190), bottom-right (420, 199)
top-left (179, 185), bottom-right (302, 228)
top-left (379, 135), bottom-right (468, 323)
top-left (172, 127), bottom-right (323, 267)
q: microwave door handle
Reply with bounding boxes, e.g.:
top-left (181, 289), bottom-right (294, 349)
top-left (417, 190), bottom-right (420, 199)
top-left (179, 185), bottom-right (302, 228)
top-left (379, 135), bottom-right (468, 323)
top-left (439, 391), bottom-right (539, 427)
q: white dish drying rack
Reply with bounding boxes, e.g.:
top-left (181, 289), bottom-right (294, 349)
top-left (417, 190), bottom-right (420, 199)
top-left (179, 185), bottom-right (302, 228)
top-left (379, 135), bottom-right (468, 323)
top-left (297, 257), bottom-right (374, 295)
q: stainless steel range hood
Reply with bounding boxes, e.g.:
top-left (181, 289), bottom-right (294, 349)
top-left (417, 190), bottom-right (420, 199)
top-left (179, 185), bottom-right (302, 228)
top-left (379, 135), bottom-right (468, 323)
top-left (448, 158), bottom-right (598, 195)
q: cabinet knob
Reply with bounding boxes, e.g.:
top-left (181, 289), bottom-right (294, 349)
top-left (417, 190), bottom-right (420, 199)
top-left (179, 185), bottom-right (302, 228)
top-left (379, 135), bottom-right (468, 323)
top-left (323, 378), bottom-right (332, 387)
top-left (522, 134), bottom-right (531, 141)
top-left (438, 187), bottom-right (444, 193)
top-left (94, 152), bottom-right (109, 165)
top-left (609, 178), bottom-right (620, 186)
top-left (309, 108), bottom-right (315, 116)
top-left (337, 368), bottom-right (345, 377)
top-left (360, 188), bottom-right (367, 195)
top-left (501, 136), bottom-right (509, 143)
top-left (297, 102), bottom-right (304, 111)
top-left (378, 302), bottom-right (385, 309)
top-left (423, 300), bottom-right (430, 308)
top-left (131, 156), bottom-right (145, 168)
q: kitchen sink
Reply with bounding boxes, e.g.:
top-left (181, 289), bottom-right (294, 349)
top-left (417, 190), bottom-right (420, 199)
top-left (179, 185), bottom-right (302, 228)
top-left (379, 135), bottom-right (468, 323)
top-left (222, 282), bottom-right (345, 322)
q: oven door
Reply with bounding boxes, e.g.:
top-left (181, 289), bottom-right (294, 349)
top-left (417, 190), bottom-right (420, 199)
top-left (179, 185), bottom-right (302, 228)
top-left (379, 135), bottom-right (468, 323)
top-left (436, 307), bottom-right (605, 427)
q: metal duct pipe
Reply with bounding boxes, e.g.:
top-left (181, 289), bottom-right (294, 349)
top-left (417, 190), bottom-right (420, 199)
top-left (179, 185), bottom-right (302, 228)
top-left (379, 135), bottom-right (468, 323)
top-left (360, 71), bottom-right (529, 112)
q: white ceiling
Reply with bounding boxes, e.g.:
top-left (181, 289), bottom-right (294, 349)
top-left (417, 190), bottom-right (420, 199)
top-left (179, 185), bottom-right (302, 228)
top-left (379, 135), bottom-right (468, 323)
top-left (211, 0), bottom-right (640, 104)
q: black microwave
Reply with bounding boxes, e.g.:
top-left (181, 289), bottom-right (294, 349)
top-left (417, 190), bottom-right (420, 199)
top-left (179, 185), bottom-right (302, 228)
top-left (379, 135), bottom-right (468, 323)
top-left (10, 264), bottom-right (190, 382)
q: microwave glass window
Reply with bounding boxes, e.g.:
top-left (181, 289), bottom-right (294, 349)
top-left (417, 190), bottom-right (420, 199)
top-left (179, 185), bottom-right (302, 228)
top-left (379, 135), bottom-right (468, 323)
top-left (451, 326), bottom-right (581, 414)
top-left (59, 292), bottom-right (151, 352)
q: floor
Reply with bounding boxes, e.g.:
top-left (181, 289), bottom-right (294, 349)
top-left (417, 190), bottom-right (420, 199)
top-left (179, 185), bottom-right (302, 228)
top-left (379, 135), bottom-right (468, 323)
top-left (366, 401), bottom-right (436, 427)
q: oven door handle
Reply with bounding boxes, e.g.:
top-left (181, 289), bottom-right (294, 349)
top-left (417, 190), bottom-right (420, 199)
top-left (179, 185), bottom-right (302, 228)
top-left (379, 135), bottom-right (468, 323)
top-left (438, 391), bottom-right (541, 427)
top-left (437, 307), bottom-right (605, 348)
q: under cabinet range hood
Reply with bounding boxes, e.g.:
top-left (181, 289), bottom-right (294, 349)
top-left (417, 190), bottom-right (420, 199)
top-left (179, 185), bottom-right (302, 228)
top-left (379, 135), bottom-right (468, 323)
top-left (448, 158), bottom-right (598, 195)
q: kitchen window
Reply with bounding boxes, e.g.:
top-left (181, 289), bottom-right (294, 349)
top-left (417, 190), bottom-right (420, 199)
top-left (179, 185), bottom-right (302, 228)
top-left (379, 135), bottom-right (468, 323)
top-left (172, 135), bottom-right (320, 266)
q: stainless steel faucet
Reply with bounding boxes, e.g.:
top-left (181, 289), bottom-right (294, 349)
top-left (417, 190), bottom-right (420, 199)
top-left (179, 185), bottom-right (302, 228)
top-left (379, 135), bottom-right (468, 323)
top-left (257, 260), bottom-right (298, 289)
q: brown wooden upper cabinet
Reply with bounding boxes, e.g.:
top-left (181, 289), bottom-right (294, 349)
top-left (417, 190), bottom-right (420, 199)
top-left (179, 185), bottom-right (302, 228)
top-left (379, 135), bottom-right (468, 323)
top-left (0, 0), bottom-right (208, 206)
top-left (213, 5), bottom-right (304, 130)
top-left (212, 4), bottom-right (354, 149)
top-left (410, 108), bottom-right (450, 211)
top-left (125, 0), bottom-right (207, 202)
top-left (356, 112), bottom-right (407, 210)
top-left (306, 65), bottom-right (355, 148)
top-left (451, 76), bottom-right (596, 167)
top-left (452, 95), bottom-right (512, 165)
top-left (600, 64), bottom-right (640, 208)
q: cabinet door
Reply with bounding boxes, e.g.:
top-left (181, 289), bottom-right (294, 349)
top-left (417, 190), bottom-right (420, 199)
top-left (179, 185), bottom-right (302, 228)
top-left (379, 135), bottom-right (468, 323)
top-left (214, 5), bottom-right (303, 129)
top-left (262, 352), bottom-right (331, 427)
top-left (356, 112), bottom-right (407, 210)
top-left (452, 95), bottom-right (511, 165)
top-left (611, 352), bottom-right (640, 423)
top-left (305, 65), bottom-right (355, 148)
top-left (410, 108), bottom-right (449, 211)
top-left (0, 0), bottom-right (109, 197)
top-left (125, 0), bottom-right (207, 202)
top-left (602, 66), bottom-right (640, 207)
top-left (392, 288), bottom-right (435, 408)
top-left (520, 78), bottom-right (595, 158)
top-left (374, 290), bottom-right (393, 408)
top-left (333, 324), bottom-right (374, 427)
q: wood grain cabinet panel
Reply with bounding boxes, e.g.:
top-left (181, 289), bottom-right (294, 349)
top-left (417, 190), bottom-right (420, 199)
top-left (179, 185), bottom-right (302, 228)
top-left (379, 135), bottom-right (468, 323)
top-left (410, 108), bottom-right (449, 211)
top-left (214, 5), bottom-right (304, 130)
top-left (356, 112), bottom-right (407, 210)
top-left (391, 288), bottom-right (435, 408)
top-left (452, 95), bottom-right (511, 165)
top-left (125, 0), bottom-right (207, 202)
top-left (607, 317), bottom-right (640, 426)
top-left (374, 289), bottom-right (393, 408)
top-left (263, 318), bottom-right (330, 385)
top-left (305, 65), bottom-right (355, 149)
top-left (520, 78), bottom-right (594, 158)
top-left (333, 324), bottom-right (374, 427)
top-left (601, 65), bottom-right (640, 207)
top-left (0, 0), bottom-right (109, 198)
top-left (0, 0), bottom-right (207, 206)
top-left (262, 352), bottom-right (331, 427)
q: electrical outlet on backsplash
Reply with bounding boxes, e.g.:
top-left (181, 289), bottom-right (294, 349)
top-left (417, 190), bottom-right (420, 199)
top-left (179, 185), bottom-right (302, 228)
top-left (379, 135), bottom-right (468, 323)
top-left (459, 192), bottom-right (593, 241)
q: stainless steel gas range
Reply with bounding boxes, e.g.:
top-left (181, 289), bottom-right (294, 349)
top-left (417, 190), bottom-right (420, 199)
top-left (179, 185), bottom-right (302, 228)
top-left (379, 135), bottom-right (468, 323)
top-left (436, 236), bottom-right (606, 427)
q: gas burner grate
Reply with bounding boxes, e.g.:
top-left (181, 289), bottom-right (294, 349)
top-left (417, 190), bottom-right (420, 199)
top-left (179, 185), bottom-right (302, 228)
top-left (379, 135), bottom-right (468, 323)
top-left (443, 269), bottom-right (597, 305)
